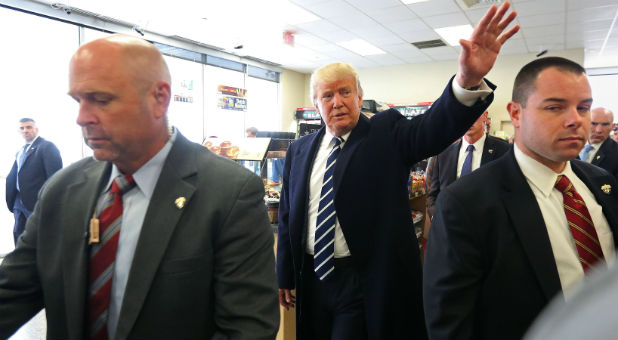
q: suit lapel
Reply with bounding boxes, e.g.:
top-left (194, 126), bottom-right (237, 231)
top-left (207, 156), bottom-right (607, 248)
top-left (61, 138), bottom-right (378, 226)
top-left (572, 162), bottom-right (618, 244)
top-left (500, 151), bottom-right (562, 300)
top-left (115, 135), bottom-right (197, 339)
top-left (20, 137), bottom-right (42, 169)
top-left (296, 129), bottom-right (325, 246)
top-left (334, 116), bottom-right (369, 194)
top-left (62, 159), bottom-right (110, 338)
top-left (591, 144), bottom-right (606, 165)
top-left (444, 141), bottom-right (461, 183)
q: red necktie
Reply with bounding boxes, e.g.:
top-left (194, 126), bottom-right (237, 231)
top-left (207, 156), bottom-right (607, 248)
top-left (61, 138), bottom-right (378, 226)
top-left (555, 175), bottom-right (605, 273)
top-left (88, 174), bottom-right (135, 339)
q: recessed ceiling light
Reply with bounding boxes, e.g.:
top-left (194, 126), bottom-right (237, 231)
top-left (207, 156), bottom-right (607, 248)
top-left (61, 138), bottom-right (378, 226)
top-left (434, 24), bottom-right (474, 46)
top-left (401, 0), bottom-right (430, 4)
top-left (337, 39), bottom-right (386, 56)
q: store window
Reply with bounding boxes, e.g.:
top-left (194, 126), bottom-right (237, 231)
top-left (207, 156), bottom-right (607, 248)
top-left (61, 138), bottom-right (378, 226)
top-left (165, 56), bottom-right (204, 144)
top-left (203, 64), bottom-right (247, 139)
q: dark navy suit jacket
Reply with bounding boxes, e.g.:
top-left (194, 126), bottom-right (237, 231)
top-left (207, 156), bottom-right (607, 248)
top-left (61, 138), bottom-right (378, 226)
top-left (426, 134), bottom-right (510, 217)
top-left (277, 78), bottom-right (494, 339)
top-left (590, 138), bottom-right (618, 181)
top-left (6, 137), bottom-right (62, 212)
top-left (424, 149), bottom-right (618, 339)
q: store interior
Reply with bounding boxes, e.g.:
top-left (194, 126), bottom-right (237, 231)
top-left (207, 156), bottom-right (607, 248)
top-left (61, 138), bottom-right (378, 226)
top-left (0, 0), bottom-right (616, 338)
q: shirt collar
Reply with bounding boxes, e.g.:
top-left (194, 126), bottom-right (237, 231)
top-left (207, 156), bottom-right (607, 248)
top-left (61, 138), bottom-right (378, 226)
top-left (462, 133), bottom-right (486, 151)
top-left (514, 142), bottom-right (576, 198)
top-left (322, 129), bottom-right (352, 149)
top-left (103, 128), bottom-right (178, 199)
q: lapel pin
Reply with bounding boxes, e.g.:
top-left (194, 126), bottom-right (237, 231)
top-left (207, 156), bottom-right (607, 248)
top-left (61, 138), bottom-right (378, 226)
top-left (601, 184), bottom-right (611, 194)
top-left (596, 155), bottom-right (601, 160)
top-left (175, 197), bottom-right (187, 209)
top-left (488, 149), bottom-right (494, 154)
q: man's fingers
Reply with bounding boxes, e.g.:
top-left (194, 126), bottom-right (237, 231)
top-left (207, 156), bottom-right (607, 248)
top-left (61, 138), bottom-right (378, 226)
top-left (497, 25), bottom-right (520, 45)
top-left (488, 1), bottom-right (511, 29)
top-left (475, 4), bottom-right (498, 31)
top-left (497, 11), bottom-right (518, 31)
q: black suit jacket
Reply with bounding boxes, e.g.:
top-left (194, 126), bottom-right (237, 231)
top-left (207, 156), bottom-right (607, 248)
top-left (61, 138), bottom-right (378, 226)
top-left (0, 133), bottom-right (279, 339)
top-left (590, 138), bottom-right (618, 180)
top-left (6, 137), bottom-right (62, 212)
top-left (277, 79), bottom-right (494, 339)
top-left (426, 134), bottom-right (510, 217)
top-left (423, 149), bottom-right (618, 339)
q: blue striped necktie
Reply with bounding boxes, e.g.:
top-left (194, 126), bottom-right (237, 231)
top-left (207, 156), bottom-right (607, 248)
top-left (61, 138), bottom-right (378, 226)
top-left (314, 136), bottom-right (344, 281)
top-left (460, 144), bottom-right (475, 176)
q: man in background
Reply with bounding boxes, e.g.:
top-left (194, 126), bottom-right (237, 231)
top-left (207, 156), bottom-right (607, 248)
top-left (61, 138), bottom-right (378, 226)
top-left (424, 56), bottom-right (617, 339)
top-left (0, 35), bottom-right (278, 339)
top-left (579, 107), bottom-right (618, 180)
top-left (5, 118), bottom-right (62, 244)
top-left (246, 126), bottom-right (258, 138)
top-left (426, 111), bottom-right (510, 219)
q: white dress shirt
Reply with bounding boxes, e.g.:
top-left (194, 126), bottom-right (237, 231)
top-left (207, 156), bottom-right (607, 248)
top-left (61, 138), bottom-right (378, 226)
top-left (514, 143), bottom-right (615, 299)
top-left (456, 133), bottom-right (487, 179)
top-left (100, 129), bottom-right (177, 338)
top-left (306, 129), bottom-right (352, 257)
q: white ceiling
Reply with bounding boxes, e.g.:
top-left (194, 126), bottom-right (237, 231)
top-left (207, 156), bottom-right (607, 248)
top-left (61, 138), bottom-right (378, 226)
top-left (33, 0), bottom-right (618, 73)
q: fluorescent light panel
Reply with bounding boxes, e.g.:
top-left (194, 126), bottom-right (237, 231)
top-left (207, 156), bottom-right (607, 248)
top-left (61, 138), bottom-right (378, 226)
top-left (434, 24), bottom-right (474, 46)
top-left (337, 39), bottom-right (386, 56)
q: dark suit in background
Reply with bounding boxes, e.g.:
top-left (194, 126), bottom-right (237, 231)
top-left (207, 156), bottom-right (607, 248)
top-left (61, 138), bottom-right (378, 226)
top-left (588, 138), bottom-right (618, 180)
top-left (278, 80), bottom-right (494, 339)
top-left (423, 150), bottom-right (618, 339)
top-left (0, 133), bottom-right (279, 339)
top-left (6, 136), bottom-right (62, 243)
top-left (426, 134), bottom-right (509, 218)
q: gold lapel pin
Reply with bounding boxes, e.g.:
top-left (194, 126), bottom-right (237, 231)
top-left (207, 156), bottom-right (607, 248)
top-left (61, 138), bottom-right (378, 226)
top-left (488, 149), bottom-right (494, 154)
top-left (596, 155), bottom-right (601, 160)
top-left (175, 197), bottom-right (187, 209)
top-left (601, 184), bottom-right (611, 194)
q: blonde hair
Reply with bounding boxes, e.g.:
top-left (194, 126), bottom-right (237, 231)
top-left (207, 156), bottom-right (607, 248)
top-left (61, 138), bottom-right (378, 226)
top-left (310, 62), bottom-right (363, 105)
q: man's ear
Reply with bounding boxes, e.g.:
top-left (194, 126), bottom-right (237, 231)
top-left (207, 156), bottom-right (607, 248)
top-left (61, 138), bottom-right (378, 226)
top-left (153, 82), bottom-right (171, 118)
top-left (507, 101), bottom-right (522, 128)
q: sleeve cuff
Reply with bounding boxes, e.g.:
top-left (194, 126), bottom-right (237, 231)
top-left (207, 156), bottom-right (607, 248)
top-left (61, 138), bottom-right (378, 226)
top-left (451, 79), bottom-right (493, 107)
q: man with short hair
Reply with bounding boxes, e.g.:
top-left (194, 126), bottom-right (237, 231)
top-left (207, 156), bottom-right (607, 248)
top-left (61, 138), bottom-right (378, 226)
top-left (579, 107), bottom-right (618, 180)
top-left (426, 111), bottom-right (510, 219)
top-left (0, 35), bottom-right (279, 339)
top-left (277, 3), bottom-right (519, 339)
top-left (6, 118), bottom-right (62, 244)
top-left (424, 56), bottom-right (618, 339)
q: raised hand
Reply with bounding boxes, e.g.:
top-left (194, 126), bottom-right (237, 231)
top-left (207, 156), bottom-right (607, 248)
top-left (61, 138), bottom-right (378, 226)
top-left (456, 1), bottom-right (520, 88)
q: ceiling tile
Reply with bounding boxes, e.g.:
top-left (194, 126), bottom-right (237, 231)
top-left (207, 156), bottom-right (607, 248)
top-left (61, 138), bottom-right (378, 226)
top-left (423, 12), bottom-right (471, 29)
top-left (520, 24), bottom-right (565, 38)
top-left (321, 30), bottom-right (359, 43)
top-left (299, 0), bottom-right (363, 19)
top-left (365, 35), bottom-right (407, 46)
top-left (365, 53), bottom-right (406, 66)
top-left (364, 5), bottom-right (419, 22)
top-left (517, 12), bottom-right (565, 27)
top-left (296, 20), bottom-right (342, 34)
top-left (512, 1), bottom-right (566, 15)
top-left (567, 19), bottom-right (615, 33)
top-left (347, 24), bottom-right (394, 38)
top-left (382, 18), bottom-right (431, 34)
top-left (380, 43), bottom-right (421, 54)
top-left (347, 0), bottom-right (404, 11)
top-left (294, 33), bottom-right (331, 48)
top-left (567, 5), bottom-right (618, 23)
top-left (567, 0), bottom-right (618, 10)
top-left (420, 46), bottom-right (459, 57)
top-left (400, 55), bottom-right (433, 64)
top-left (406, 0), bottom-right (462, 17)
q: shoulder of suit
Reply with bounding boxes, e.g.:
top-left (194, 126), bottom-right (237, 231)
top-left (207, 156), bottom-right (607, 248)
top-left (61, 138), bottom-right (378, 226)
top-left (572, 158), bottom-right (614, 179)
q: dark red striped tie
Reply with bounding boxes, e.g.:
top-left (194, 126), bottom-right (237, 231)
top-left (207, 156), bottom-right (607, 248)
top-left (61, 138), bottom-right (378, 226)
top-left (555, 175), bottom-right (605, 273)
top-left (88, 174), bottom-right (136, 339)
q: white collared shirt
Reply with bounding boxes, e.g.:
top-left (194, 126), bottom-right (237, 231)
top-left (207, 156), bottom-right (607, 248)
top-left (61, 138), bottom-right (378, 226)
top-left (306, 129), bottom-right (352, 257)
top-left (457, 133), bottom-right (487, 178)
top-left (514, 143), bottom-right (615, 299)
top-left (103, 129), bottom-right (177, 338)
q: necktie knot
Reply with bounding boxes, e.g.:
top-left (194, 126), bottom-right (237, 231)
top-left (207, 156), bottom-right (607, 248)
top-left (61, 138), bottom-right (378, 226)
top-left (23, 143), bottom-right (31, 151)
top-left (332, 136), bottom-right (343, 149)
top-left (584, 144), bottom-right (594, 152)
top-left (466, 144), bottom-right (475, 152)
top-left (554, 175), bottom-right (573, 194)
top-left (111, 174), bottom-right (136, 196)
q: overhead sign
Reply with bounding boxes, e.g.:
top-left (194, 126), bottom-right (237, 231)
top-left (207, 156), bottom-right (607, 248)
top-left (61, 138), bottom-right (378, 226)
top-left (217, 85), bottom-right (247, 111)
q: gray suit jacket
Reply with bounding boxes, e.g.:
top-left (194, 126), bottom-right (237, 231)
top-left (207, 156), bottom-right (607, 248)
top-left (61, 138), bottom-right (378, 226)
top-left (0, 133), bottom-right (279, 339)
